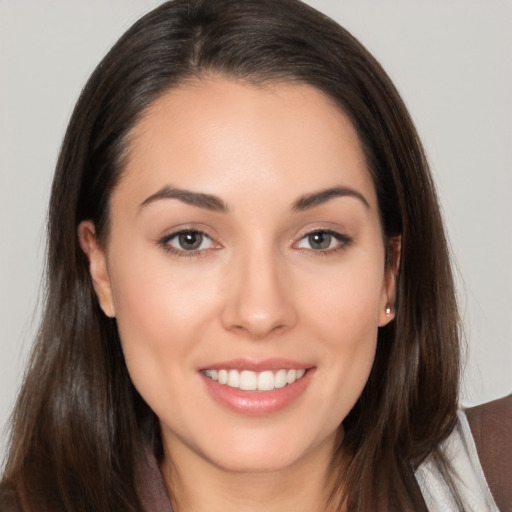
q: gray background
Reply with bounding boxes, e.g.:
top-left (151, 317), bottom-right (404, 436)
top-left (1, 0), bottom-right (511, 461)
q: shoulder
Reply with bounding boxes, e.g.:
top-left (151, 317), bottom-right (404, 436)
top-left (466, 393), bottom-right (512, 428)
top-left (465, 394), bottom-right (512, 512)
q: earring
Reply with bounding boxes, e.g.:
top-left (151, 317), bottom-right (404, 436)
top-left (385, 306), bottom-right (392, 315)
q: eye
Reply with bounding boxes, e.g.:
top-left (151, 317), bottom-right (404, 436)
top-left (295, 230), bottom-right (352, 252)
top-left (161, 230), bottom-right (217, 253)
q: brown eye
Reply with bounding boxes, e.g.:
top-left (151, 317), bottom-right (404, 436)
top-left (295, 229), bottom-right (352, 253)
top-left (178, 232), bottom-right (204, 251)
top-left (161, 230), bottom-right (216, 253)
top-left (307, 232), bottom-right (333, 250)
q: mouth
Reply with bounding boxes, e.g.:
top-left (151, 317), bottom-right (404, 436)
top-left (203, 368), bottom-right (307, 392)
top-left (200, 361), bottom-right (314, 415)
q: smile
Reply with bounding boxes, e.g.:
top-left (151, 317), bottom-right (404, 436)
top-left (203, 368), bottom-right (307, 392)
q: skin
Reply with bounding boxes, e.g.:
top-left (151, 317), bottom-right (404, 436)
top-left (79, 79), bottom-right (398, 512)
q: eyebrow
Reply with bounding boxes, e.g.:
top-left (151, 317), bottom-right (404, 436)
top-left (139, 184), bottom-right (369, 214)
top-left (139, 186), bottom-right (229, 213)
top-left (292, 186), bottom-right (370, 211)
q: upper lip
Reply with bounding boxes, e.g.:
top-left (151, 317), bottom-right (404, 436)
top-left (199, 358), bottom-right (313, 372)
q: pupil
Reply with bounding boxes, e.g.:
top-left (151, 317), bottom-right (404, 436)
top-left (179, 232), bottom-right (202, 250)
top-left (309, 232), bottom-right (331, 250)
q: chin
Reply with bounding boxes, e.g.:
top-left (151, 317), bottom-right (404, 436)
top-left (195, 424), bottom-right (336, 475)
top-left (206, 448), bottom-right (306, 474)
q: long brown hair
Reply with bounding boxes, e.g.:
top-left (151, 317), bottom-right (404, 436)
top-left (1, 1), bottom-right (460, 510)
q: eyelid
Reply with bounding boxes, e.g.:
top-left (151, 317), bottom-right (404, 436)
top-left (156, 224), bottom-right (352, 257)
top-left (158, 227), bottom-right (222, 257)
top-left (292, 227), bottom-right (353, 253)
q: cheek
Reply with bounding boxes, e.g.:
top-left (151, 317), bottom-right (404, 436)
top-left (108, 252), bottom-right (222, 397)
top-left (299, 253), bottom-right (385, 342)
top-left (295, 254), bottom-right (384, 409)
top-left (112, 249), bottom-right (218, 337)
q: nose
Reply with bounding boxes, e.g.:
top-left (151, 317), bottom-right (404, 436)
top-left (220, 248), bottom-right (297, 339)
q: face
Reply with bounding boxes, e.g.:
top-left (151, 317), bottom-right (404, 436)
top-left (80, 79), bottom-right (397, 475)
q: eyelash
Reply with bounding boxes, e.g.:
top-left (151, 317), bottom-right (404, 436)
top-left (294, 229), bottom-right (353, 256)
top-left (158, 228), bottom-right (353, 257)
top-left (159, 229), bottom-right (219, 258)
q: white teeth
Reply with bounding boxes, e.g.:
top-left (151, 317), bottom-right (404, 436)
top-left (227, 369), bottom-right (239, 388)
top-left (218, 369), bottom-right (228, 385)
top-left (239, 370), bottom-right (257, 391)
top-left (274, 369), bottom-right (287, 389)
top-left (204, 367), bottom-right (307, 391)
top-left (257, 370), bottom-right (274, 391)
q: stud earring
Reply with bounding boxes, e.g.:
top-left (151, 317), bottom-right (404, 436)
top-left (385, 306), bottom-right (392, 315)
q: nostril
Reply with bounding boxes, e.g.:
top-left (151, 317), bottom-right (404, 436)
top-left (227, 320), bottom-right (288, 340)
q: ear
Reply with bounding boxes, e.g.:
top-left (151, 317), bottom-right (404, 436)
top-left (78, 221), bottom-right (116, 318)
top-left (378, 235), bottom-right (401, 327)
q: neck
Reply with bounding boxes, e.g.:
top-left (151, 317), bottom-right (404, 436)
top-left (160, 434), bottom-right (341, 512)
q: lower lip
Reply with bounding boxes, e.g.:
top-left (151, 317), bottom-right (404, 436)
top-left (201, 369), bottom-right (314, 416)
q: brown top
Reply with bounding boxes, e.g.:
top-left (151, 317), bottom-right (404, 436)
top-left (139, 447), bottom-right (173, 512)
top-left (139, 395), bottom-right (512, 512)
top-left (466, 394), bottom-right (512, 512)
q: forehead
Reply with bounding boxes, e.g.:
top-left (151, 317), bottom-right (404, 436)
top-left (117, 78), bottom-right (376, 211)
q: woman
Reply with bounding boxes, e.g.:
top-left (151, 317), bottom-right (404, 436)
top-left (0, 0), bottom-right (510, 510)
